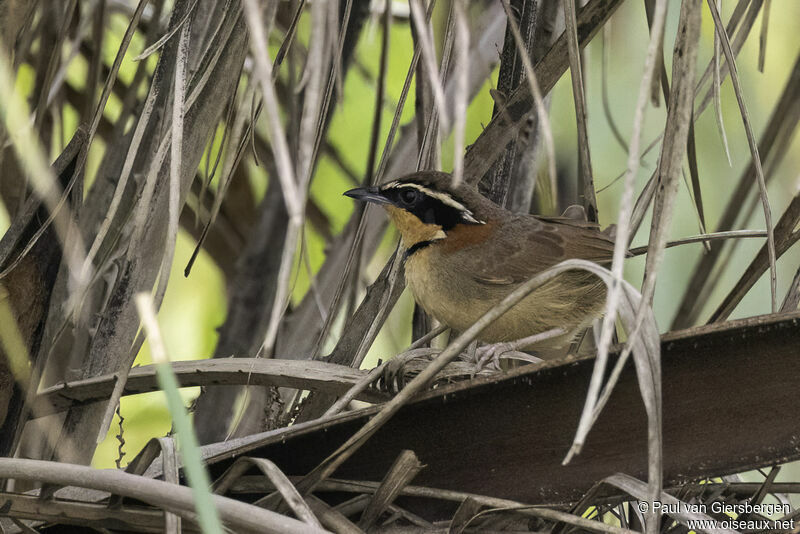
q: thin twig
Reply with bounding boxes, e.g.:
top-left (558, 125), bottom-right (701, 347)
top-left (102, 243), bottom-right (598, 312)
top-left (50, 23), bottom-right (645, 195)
top-left (132, 0), bottom-right (199, 61)
top-left (406, 324), bottom-right (448, 351)
top-left (706, 0), bottom-right (777, 313)
top-left (627, 229), bottom-right (768, 256)
top-left (0, 458), bottom-right (324, 534)
top-left (34, 358), bottom-right (386, 416)
top-left (587, 3), bottom-right (669, 532)
top-left (593, 0), bottom-right (666, 467)
top-left (364, 0), bottom-right (392, 186)
top-left (712, 0), bottom-right (732, 165)
top-left (563, 0), bottom-right (597, 221)
top-left (136, 293), bottom-right (224, 534)
top-left (758, 0), bottom-right (771, 72)
top-left (409, 0), bottom-right (450, 130)
top-left (323, 363), bottom-right (389, 417)
top-left (243, 0), bottom-right (305, 356)
top-left (450, 0), bottom-right (469, 186)
top-left (213, 457), bottom-right (324, 529)
top-left (601, 23), bottom-right (629, 154)
top-left (314, 478), bottom-right (637, 534)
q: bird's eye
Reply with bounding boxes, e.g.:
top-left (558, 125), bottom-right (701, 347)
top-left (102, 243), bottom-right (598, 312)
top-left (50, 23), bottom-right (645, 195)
top-left (399, 188), bottom-right (419, 206)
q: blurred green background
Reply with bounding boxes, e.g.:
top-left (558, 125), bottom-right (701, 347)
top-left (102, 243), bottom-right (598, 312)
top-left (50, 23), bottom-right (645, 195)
top-left (1, 1), bottom-right (799, 476)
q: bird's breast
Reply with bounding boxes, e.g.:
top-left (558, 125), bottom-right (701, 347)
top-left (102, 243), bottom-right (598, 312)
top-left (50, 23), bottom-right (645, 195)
top-left (404, 244), bottom-right (503, 336)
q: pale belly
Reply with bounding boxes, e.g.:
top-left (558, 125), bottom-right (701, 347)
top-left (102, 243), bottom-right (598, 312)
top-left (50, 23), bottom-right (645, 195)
top-left (405, 250), bottom-right (605, 348)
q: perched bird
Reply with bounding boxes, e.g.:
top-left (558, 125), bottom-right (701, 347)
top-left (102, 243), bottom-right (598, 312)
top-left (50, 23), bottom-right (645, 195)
top-left (345, 171), bottom-right (616, 358)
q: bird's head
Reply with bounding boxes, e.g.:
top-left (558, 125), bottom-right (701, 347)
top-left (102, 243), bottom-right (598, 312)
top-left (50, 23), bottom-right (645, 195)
top-left (344, 171), bottom-right (492, 251)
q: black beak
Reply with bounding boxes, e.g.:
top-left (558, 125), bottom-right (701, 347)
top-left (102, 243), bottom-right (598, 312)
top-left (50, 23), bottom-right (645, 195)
top-left (343, 186), bottom-right (391, 205)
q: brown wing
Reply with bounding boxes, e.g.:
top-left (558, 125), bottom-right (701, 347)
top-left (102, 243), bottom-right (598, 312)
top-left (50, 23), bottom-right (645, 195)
top-left (467, 214), bottom-right (616, 286)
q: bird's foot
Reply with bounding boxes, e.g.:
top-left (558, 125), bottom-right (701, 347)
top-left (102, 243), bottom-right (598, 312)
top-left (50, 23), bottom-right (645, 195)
top-left (378, 346), bottom-right (500, 393)
top-left (472, 343), bottom-right (541, 373)
top-left (379, 348), bottom-right (440, 393)
top-left (470, 328), bottom-right (569, 373)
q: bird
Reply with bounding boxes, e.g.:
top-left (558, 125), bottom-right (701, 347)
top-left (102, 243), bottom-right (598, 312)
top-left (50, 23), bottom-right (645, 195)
top-left (344, 171), bottom-right (617, 360)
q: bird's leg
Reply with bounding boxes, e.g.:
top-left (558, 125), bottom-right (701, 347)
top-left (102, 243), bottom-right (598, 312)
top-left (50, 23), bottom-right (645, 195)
top-left (474, 327), bottom-right (568, 371)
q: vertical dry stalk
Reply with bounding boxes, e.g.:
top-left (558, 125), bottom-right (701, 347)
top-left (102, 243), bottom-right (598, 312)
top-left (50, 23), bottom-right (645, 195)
top-left (641, 1), bottom-right (702, 304)
top-left (706, 0), bottom-right (777, 313)
top-left (450, 0), bottom-right (469, 186)
top-left (586, 3), bottom-right (669, 530)
top-left (630, 7), bottom-right (703, 529)
top-left (409, 0), bottom-right (450, 131)
top-left (242, 0), bottom-right (303, 356)
top-left (712, 0), bottom-right (732, 165)
top-left (593, 0), bottom-right (667, 442)
top-left (242, 0), bottom-right (301, 215)
top-left (499, 0), bottom-right (557, 209)
top-left (562, 0), bottom-right (597, 221)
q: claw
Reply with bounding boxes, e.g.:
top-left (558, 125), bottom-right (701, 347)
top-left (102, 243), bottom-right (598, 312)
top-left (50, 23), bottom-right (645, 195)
top-left (474, 342), bottom-right (512, 372)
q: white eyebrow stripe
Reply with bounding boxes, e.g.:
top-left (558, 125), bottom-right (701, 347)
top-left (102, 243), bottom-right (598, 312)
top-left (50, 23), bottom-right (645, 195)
top-left (460, 211), bottom-right (483, 224)
top-left (383, 182), bottom-right (485, 224)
